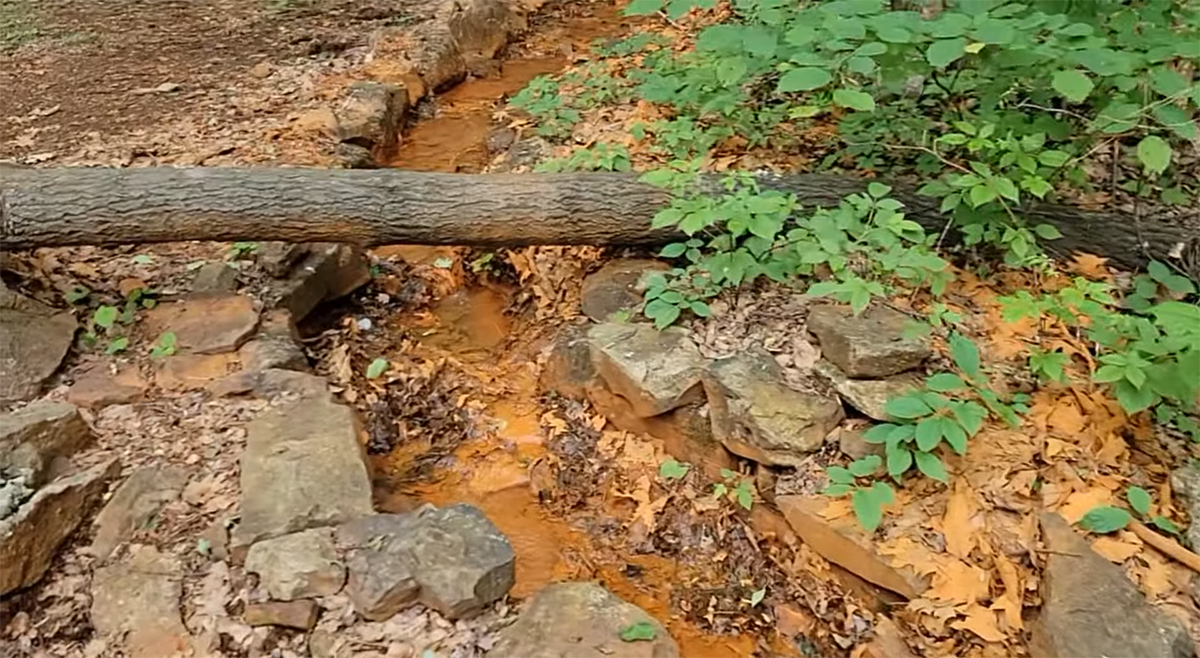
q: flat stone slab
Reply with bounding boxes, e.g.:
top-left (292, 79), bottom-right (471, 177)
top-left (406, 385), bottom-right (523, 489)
top-left (1033, 513), bottom-right (1194, 658)
top-left (0, 400), bottom-right (93, 486)
top-left (90, 465), bottom-right (186, 562)
top-left (92, 544), bottom-right (195, 658)
top-left (0, 283), bottom-right (77, 404)
top-left (1, 459), bottom-right (120, 595)
top-left (588, 323), bottom-right (705, 418)
top-left (488, 582), bottom-right (679, 658)
top-left (806, 304), bottom-right (930, 378)
top-left (704, 351), bottom-right (843, 467)
top-left (232, 395), bottom-right (372, 556)
top-left (144, 294), bottom-right (259, 355)
top-left (814, 359), bottom-right (920, 421)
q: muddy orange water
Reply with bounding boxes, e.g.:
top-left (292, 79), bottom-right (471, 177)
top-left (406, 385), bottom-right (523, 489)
top-left (371, 286), bottom-right (758, 658)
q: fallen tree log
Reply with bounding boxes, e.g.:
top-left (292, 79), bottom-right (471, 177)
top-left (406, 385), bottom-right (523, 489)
top-left (2, 166), bottom-right (1196, 273)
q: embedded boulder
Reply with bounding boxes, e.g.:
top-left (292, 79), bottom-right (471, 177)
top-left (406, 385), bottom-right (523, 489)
top-left (90, 465), bottom-right (187, 562)
top-left (245, 528), bottom-right (346, 601)
top-left (703, 351), bottom-right (843, 467)
top-left (1, 460), bottom-right (121, 595)
top-left (334, 81), bottom-right (408, 159)
top-left (91, 545), bottom-right (195, 658)
top-left (579, 259), bottom-right (669, 322)
top-left (272, 244), bottom-right (371, 322)
top-left (806, 305), bottom-right (929, 378)
top-left (0, 283), bottom-right (77, 404)
top-left (143, 294), bottom-right (260, 355)
top-left (488, 582), bottom-right (678, 658)
top-left (814, 360), bottom-right (921, 421)
top-left (1032, 512), bottom-right (1194, 658)
top-left (231, 395), bottom-right (372, 557)
top-left (588, 323), bottom-right (705, 418)
top-left (337, 504), bottom-right (515, 621)
top-left (0, 400), bottom-right (93, 486)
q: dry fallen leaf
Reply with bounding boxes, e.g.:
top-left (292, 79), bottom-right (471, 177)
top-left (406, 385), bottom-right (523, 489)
top-left (944, 483), bottom-right (978, 559)
top-left (951, 604), bottom-right (1006, 643)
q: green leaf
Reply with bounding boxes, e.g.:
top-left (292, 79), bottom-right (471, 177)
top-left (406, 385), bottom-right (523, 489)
top-left (131, 254), bottom-right (154, 265)
top-left (777, 67), bottom-right (833, 93)
top-left (822, 483), bottom-right (852, 496)
top-left (915, 417), bottom-right (943, 451)
top-left (150, 331), bottom-right (177, 359)
top-left (875, 25), bottom-right (911, 43)
top-left (849, 455), bottom-right (882, 477)
top-left (886, 443), bottom-right (913, 478)
top-left (833, 88), bottom-right (876, 112)
top-left (926, 38), bottom-right (967, 68)
top-left (972, 18), bottom-right (1014, 45)
top-left (1153, 105), bottom-right (1199, 141)
top-left (950, 402), bottom-right (985, 438)
top-left (829, 466), bottom-right (857, 484)
top-left (749, 587), bottom-right (766, 607)
top-left (735, 482), bottom-right (754, 510)
top-left (366, 358), bottom-right (390, 379)
top-left (926, 373), bottom-right (965, 392)
top-left (852, 487), bottom-right (884, 532)
top-left (1034, 224), bottom-right (1063, 240)
top-left (659, 458), bottom-right (690, 480)
top-left (1126, 486), bottom-right (1152, 516)
top-left (913, 450), bottom-right (949, 483)
top-left (948, 332), bottom-right (982, 381)
top-left (1078, 506), bottom-right (1131, 534)
top-left (621, 621), bottom-right (658, 642)
top-left (941, 417), bottom-right (968, 455)
top-left (105, 337), bottom-right (129, 355)
top-left (1152, 516), bottom-right (1181, 535)
top-left (1051, 70), bottom-right (1094, 103)
top-left (689, 301), bottom-right (713, 317)
top-left (660, 243), bottom-right (687, 258)
top-left (884, 395), bottom-right (933, 420)
top-left (93, 305), bottom-right (118, 330)
top-left (623, 0), bottom-right (663, 15)
top-left (645, 299), bottom-right (681, 329)
top-left (1136, 136), bottom-right (1171, 177)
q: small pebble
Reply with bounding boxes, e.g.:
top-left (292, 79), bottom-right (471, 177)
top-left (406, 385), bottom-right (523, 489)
top-left (357, 317), bottom-right (373, 331)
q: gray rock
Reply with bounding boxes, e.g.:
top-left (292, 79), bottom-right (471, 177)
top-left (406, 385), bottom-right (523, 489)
top-left (244, 599), bottom-right (319, 630)
top-left (0, 469), bottom-right (35, 519)
top-left (209, 367), bottom-right (333, 401)
top-left (0, 283), bottom-right (77, 404)
top-left (91, 545), bottom-right (196, 658)
top-left (238, 335), bottom-right (308, 372)
top-left (245, 528), bottom-right (345, 601)
top-left (579, 259), bottom-right (669, 322)
top-left (806, 305), bottom-right (930, 378)
top-left (335, 81), bottom-right (408, 158)
top-left (335, 142), bottom-right (376, 169)
top-left (258, 242), bottom-right (309, 278)
top-left (1032, 513), bottom-right (1194, 658)
top-left (838, 428), bottom-right (885, 461)
top-left (273, 244), bottom-right (371, 322)
top-left (90, 465), bottom-right (187, 562)
top-left (231, 396), bottom-right (372, 557)
top-left (540, 324), bottom-right (597, 401)
top-left (192, 262), bottom-right (239, 295)
top-left (337, 504), bottom-right (515, 621)
top-left (814, 360), bottom-right (920, 421)
top-left (337, 512), bottom-right (425, 621)
top-left (488, 582), bottom-right (678, 658)
top-left (1170, 467), bottom-right (1200, 551)
top-left (0, 400), bottom-right (93, 487)
top-left (588, 323), bottom-right (705, 418)
top-left (703, 351), bottom-right (843, 467)
top-left (1, 460), bottom-right (120, 595)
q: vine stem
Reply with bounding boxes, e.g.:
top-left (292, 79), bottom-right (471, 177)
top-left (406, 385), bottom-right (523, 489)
top-left (1129, 520), bottom-right (1200, 574)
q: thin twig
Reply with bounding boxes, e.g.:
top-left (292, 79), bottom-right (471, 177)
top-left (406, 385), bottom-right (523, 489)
top-left (1129, 520), bottom-right (1200, 574)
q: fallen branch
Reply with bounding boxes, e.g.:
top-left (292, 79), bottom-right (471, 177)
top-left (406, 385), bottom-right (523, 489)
top-left (1129, 520), bottom-right (1200, 574)
top-left (1, 166), bottom-right (1196, 274)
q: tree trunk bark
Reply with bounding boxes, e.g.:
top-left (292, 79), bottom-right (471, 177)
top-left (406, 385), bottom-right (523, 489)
top-left (2, 166), bottom-right (1195, 274)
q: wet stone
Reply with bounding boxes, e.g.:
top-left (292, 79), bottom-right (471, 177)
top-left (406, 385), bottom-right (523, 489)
top-left (588, 322), bottom-right (706, 418)
top-left (488, 582), bottom-right (679, 658)
top-left (1033, 512), bottom-right (1193, 658)
top-left (245, 527), bottom-right (345, 601)
top-left (704, 351), bottom-right (843, 467)
top-left (806, 304), bottom-right (930, 378)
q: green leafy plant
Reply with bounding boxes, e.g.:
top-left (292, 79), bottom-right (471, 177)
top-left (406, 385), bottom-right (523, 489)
top-left (150, 331), bottom-right (177, 359)
top-left (620, 621), bottom-right (658, 642)
top-left (1028, 348), bottom-right (1070, 383)
top-left (823, 456), bottom-right (895, 532)
top-left (658, 457), bottom-right (690, 480)
top-left (1080, 485), bottom-right (1180, 536)
top-left (1124, 260), bottom-right (1196, 312)
top-left (228, 242), bottom-right (258, 260)
top-left (713, 468), bottom-right (755, 510)
top-left (366, 358), bottom-right (390, 379)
